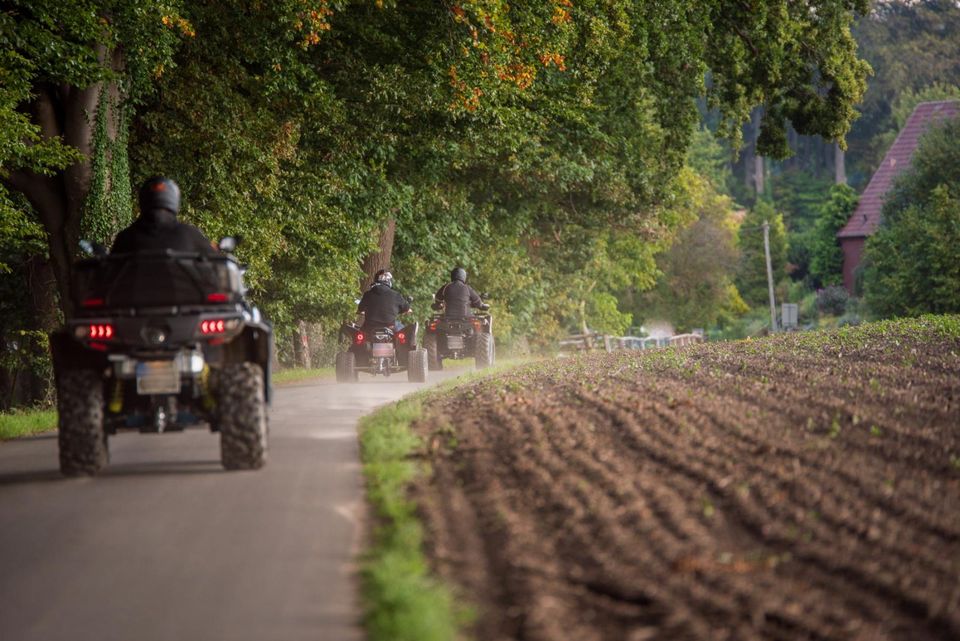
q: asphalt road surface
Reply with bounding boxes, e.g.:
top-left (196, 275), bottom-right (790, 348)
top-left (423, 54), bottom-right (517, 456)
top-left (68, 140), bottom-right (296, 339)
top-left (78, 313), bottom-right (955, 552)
top-left (0, 372), bottom-right (456, 641)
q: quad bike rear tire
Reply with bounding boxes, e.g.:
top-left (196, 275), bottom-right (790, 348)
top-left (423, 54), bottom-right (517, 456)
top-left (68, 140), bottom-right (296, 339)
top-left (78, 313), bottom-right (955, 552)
top-left (336, 351), bottom-right (357, 382)
top-left (424, 334), bottom-right (442, 371)
top-left (476, 332), bottom-right (495, 369)
top-left (217, 363), bottom-right (268, 470)
top-left (57, 369), bottom-right (108, 476)
top-left (407, 348), bottom-right (428, 383)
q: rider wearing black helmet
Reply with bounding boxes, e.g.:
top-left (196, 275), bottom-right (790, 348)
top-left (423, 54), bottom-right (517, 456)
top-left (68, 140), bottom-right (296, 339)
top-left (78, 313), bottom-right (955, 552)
top-left (357, 269), bottom-right (411, 330)
top-left (434, 266), bottom-right (486, 318)
top-left (111, 177), bottom-right (216, 255)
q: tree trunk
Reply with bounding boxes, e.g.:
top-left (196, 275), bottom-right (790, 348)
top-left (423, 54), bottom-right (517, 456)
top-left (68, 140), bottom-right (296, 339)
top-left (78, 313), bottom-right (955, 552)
top-left (3, 44), bottom-right (123, 319)
top-left (26, 257), bottom-right (59, 404)
top-left (295, 320), bottom-right (312, 369)
top-left (834, 143), bottom-right (847, 185)
top-left (360, 217), bottom-right (396, 291)
top-left (754, 155), bottom-right (765, 196)
top-left (752, 110), bottom-right (765, 196)
top-left (742, 123), bottom-right (755, 192)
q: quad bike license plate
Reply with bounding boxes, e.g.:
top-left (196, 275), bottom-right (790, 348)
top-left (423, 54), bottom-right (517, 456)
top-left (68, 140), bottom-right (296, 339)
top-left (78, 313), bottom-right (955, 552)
top-left (371, 343), bottom-right (395, 357)
top-left (136, 360), bottom-right (181, 395)
top-left (446, 335), bottom-right (465, 349)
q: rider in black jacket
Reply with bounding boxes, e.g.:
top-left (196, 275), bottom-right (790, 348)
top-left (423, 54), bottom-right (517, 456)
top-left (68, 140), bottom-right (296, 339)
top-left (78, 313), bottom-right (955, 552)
top-left (357, 270), bottom-right (411, 330)
top-left (111, 177), bottom-right (216, 255)
top-left (434, 267), bottom-right (487, 318)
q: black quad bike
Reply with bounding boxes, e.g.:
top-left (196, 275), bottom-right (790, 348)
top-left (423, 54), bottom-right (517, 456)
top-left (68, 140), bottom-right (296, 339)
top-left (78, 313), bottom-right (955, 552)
top-left (423, 306), bottom-right (495, 371)
top-left (49, 240), bottom-right (273, 476)
top-left (335, 321), bottom-right (428, 383)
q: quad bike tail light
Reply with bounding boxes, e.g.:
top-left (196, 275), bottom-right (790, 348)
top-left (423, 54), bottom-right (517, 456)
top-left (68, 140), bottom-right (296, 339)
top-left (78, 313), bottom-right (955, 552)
top-left (429, 320), bottom-right (437, 331)
top-left (472, 319), bottom-right (482, 331)
top-left (396, 331), bottom-right (406, 345)
top-left (198, 318), bottom-right (240, 336)
top-left (200, 319), bottom-right (226, 334)
top-left (75, 323), bottom-right (114, 339)
top-left (89, 323), bottom-right (114, 339)
top-left (355, 332), bottom-right (365, 345)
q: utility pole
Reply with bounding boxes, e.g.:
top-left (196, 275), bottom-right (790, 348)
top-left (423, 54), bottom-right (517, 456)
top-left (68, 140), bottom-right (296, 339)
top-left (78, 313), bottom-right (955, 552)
top-left (763, 220), bottom-right (778, 333)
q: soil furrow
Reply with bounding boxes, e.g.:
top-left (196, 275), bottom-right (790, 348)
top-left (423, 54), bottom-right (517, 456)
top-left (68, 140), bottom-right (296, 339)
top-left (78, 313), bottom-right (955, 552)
top-left (408, 318), bottom-right (960, 640)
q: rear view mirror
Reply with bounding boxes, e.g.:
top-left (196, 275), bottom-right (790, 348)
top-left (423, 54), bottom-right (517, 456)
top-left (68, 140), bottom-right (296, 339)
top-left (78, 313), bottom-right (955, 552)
top-left (218, 236), bottom-right (238, 252)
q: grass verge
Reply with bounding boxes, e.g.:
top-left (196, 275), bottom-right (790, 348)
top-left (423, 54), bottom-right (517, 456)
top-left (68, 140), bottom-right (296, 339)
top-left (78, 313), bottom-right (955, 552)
top-left (358, 395), bottom-right (468, 641)
top-left (273, 366), bottom-right (334, 385)
top-left (0, 408), bottom-right (57, 440)
top-left (356, 362), bottom-right (530, 641)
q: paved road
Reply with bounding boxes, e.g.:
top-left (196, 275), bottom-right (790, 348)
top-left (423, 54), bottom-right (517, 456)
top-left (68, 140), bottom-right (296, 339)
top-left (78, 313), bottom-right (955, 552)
top-left (0, 373), bottom-right (454, 641)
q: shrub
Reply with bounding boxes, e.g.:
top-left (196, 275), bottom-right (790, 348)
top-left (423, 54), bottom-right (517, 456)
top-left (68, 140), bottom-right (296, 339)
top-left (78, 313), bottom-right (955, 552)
top-left (817, 286), bottom-right (849, 316)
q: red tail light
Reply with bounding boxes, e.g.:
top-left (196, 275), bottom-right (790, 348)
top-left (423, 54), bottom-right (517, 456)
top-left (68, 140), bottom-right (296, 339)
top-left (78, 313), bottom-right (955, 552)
top-left (355, 332), bottom-right (365, 345)
top-left (82, 298), bottom-right (105, 308)
top-left (472, 319), bottom-right (482, 331)
top-left (429, 321), bottom-right (437, 331)
top-left (201, 319), bottom-right (226, 334)
top-left (397, 331), bottom-right (406, 345)
top-left (89, 323), bottom-right (114, 339)
top-left (207, 293), bottom-right (229, 303)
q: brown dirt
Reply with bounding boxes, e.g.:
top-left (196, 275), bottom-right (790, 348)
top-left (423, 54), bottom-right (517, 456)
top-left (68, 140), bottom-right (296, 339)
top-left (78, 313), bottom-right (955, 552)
top-left (410, 317), bottom-right (960, 641)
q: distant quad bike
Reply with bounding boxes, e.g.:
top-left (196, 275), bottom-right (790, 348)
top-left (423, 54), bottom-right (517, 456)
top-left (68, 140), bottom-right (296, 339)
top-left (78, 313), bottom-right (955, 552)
top-left (49, 239), bottom-right (273, 476)
top-left (423, 306), bottom-right (494, 371)
top-left (336, 321), bottom-right (428, 383)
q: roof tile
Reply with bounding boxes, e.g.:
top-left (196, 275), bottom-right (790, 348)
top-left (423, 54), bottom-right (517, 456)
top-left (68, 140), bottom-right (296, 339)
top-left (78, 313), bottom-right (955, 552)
top-left (838, 101), bottom-right (959, 239)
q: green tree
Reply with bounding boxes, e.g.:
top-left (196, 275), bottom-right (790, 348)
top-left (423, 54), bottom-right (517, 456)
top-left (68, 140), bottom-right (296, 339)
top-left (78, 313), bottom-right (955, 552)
top-left (0, 0), bottom-right (188, 315)
top-left (849, 1), bottom-right (960, 182)
top-left (863, 118), bottom-right (960, 316)
top-left (1, 0), bottom-right (875, 354)
top-left (687, 124), bottom-right (733, 193)
top-left (770, 168), bottom-right (834, 282)
top-left (810, 184), bottom-right (858, 287)
top-left (736, 200), bottom-right (788, 308)
top-left (639, 173), bottom-right (747, 331)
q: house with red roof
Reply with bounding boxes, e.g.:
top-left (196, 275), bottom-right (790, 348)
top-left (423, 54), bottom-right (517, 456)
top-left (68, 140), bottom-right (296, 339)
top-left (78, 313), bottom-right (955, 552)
top-left (837, 100), bottom-right (959, 293)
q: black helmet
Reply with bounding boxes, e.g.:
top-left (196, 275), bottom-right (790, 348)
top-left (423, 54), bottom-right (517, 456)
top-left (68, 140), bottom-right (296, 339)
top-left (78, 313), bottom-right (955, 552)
top-left (374, 269), bottom-right (394, 288)
top-left (138, 176), bottom-right (181, 215)
top-left (451, 267), bottom-right (467, 283)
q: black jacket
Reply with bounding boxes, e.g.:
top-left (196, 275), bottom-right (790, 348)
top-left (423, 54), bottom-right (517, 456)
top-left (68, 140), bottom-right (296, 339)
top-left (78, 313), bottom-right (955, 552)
top-left (111, 209), bottom-right (216, 256)
top-left (434, 280), bottom-right (482, 318)
top-left (358, 283), bottom-right (411, 329)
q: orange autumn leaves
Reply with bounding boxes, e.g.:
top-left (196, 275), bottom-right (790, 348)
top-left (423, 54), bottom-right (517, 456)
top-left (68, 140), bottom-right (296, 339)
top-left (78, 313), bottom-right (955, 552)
top-left (160, 14), bottom-right (195, 38)
top-left (448, 0), bottom-right (572, 112)
top-left (294, 2), bottom-right (334, 48)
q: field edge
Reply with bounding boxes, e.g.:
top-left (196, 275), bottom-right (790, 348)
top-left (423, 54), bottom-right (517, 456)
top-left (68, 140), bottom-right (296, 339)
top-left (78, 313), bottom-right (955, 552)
top-left (356, 392), bottom-right (470, 641)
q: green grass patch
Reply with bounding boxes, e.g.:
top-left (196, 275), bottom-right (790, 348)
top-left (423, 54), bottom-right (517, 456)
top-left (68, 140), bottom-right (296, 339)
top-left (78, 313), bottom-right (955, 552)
top-left (356, 361), bottom-right (530, 641)
top-left (272, 366), bottom-right (334, 385)
top-left (0, 408), bottom-right (57, 440)
top-left (352, 356), bottom-right (536, 640)
top-left (358, 397), bottom-right (470, 641)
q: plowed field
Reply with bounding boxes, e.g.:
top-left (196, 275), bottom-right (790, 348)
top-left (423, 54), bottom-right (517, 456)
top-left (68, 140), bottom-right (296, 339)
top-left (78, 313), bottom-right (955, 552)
top-left (410, 316), bottom-right (960, 641)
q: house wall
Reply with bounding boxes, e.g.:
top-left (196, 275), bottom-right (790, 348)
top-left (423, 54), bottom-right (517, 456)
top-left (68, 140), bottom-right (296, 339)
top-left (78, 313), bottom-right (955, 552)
top-left (841, 236), bottom-right (866, 294)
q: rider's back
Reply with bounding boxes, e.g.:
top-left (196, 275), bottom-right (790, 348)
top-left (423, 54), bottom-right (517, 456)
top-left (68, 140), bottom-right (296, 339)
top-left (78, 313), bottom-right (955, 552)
top-left (111, 209), bottom-right (214, 256)
top-left (437, 280), bottom-right (480, 318)
top-left (358, 283), bottom-right (409, 329)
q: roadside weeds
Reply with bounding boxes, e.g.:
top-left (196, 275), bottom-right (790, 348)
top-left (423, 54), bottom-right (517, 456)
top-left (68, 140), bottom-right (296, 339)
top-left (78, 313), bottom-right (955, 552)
top-left (357, 396), bottom-right (468, 641)
top-left (356, 360), bottom-right (528, 641)
top-left (0, 408), bottom-right (57, 440)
